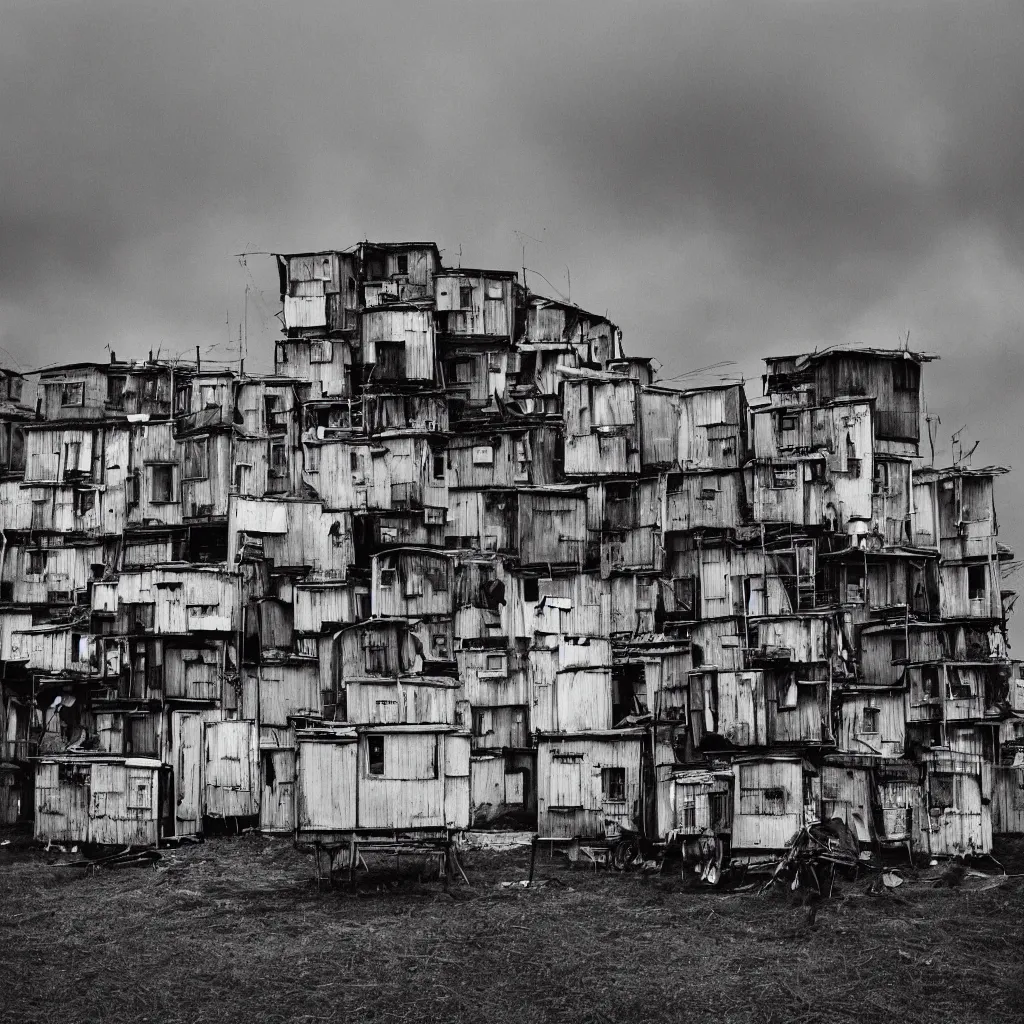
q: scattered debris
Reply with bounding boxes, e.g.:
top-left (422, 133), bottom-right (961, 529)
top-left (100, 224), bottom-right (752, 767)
top-left (761, 819), bottom-right (863, 895)
top-left (60, 847), bottom-right (162, 872)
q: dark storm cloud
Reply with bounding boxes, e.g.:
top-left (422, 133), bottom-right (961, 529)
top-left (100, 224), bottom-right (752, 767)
top-left (1, 0), bottom-right (1023, 549)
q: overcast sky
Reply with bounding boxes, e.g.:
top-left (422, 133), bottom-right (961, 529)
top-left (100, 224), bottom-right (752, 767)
top-left (3, 1), bottom-right (1023, 570)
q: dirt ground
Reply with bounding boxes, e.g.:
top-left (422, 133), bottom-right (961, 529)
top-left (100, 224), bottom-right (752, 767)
top-left (1, 826), bottom-right (1021, 1024)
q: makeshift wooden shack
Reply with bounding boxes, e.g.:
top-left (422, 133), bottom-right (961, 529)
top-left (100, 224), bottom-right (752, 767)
top-left (469, 750), bottom-right (535, 826)
top-left (34, 755), bottom-right (163, 846)
top-left (916, 751), bottom-right (992, 857)
top-left (536, 729), bottom-right (644, 839)
top-left (658, 766), bottom-right (733, 842)
top-left (729, 756), bottom-right (816, 855)
top-left (294, 723), bottom-right (470, 836)
top-left (992, 760), bottom-right (1024, 834)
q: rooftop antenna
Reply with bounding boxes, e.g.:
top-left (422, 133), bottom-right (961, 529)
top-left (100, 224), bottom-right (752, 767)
top-left (951, 426), bottom-right (978, 467)
top-left (513, 229), bottom-right (545, 292)
top-left (902, 329), bottom-right (911, 350)
top-left (925, 411), bottom-right (939, 467)
top-left (457, 243), bottom-right (462, 268)
top-left (243, 282), bottom-right (249, 371)
top-left (566, 266), bottom-right (571, 305)
top-left (513, 232), bottom-right (527, 287)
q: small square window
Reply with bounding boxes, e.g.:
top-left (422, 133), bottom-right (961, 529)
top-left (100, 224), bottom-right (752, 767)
top-left (861, 706), bottom-right (880, 733)
top-left (107, 376), bottom-right (127, 408)
top-left (522, 578), bottom-right (539, 602)
top-left (777, 675), bottom-right (798, 709)
top-left (350, 451), bottom-right (360, 472)
top-left (432, 453), bottom-right (445, 480)
top-left (967, 564), bottom-right (986, 601)
top-left (306, 446), bottom-right (321, 474)
top-left (150, 465), bottom-right (176, 503)
top-left (680, 799), bottom-right (697, 830)
top-left (367, 735), bottom-right (385, 776)
top-left (459, 285), bottom-right (473, 309)
top-left (64, 441), bottom-right (82, 473)
top-left (602, 767), bottom-right (626, 802)
top-left (395, 253), bottom-right (408, 276)
top-left (269, 441), bottom-right (288, 474)
top-left (75, 489), bottom-right (96, 517)
top-left (265, 396), bottom-right (288, 434)
top-left (893, 360), bottom-right (919, 393)
top-left (890, 635), bottom-right (907, 662)
top-left (673, 577), bottom-right (696, 613)
top-left (929, 772), bottom-right (956, 811)
top-left (771, 466), bottom-right (797, 489)
top-left (28, 549), bottom-right (46, 575)
top-left (946, 669), bottom-right (975, 700)
top-left (485, 654), bottom-right (505, 672)
top-left (173, 383), bottom-right (193, 414)
top-left (183, 438), bottom-right (209, 480)
top-left (364, 643), bottom-right (388, 674)
top-left (309, 340), bottom-right (332, 364)
top-left (61, 382), bottom-right (84, 406)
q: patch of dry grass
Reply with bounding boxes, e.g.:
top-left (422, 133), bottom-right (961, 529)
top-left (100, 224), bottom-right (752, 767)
top-left (1, 827), bottom-right (1021, 1024)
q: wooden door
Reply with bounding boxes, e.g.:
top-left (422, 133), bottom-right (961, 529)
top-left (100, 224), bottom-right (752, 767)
top-left (296, 740), bottom-right (357, 831)
top-left (204, 720), bottom-right (258, 818)
top-left (260, 749), bottom-right (296, 833)
top-left (172, 710), bottom-right (203, 835)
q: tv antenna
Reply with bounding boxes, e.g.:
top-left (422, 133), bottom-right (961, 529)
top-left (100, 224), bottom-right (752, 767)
top-left (924, 411), bottom-right (939, 466)
top-left (951, 425), bottom-right (980, 467)
top-left (513, 229), bottom-right (545, 289)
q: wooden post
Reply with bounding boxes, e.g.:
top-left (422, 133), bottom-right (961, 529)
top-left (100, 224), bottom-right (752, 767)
top-left (528, 835), bottom-right (538, 885)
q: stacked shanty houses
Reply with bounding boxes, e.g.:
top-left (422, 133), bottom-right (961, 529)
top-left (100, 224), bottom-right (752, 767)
top-left (0, 239), bottom-right (1020, 867)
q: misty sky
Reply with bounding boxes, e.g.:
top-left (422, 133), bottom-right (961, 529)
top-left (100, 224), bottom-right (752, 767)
top-left (2, 1), bottom-right (1023, 576)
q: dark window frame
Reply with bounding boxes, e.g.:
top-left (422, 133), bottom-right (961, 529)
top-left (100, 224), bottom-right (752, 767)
top-left (149, 464), bottom-right (177, 504)
top-left (367, 735), bottom-right (385, 776)
top-left (601, 766), bottom-right (626, 802)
